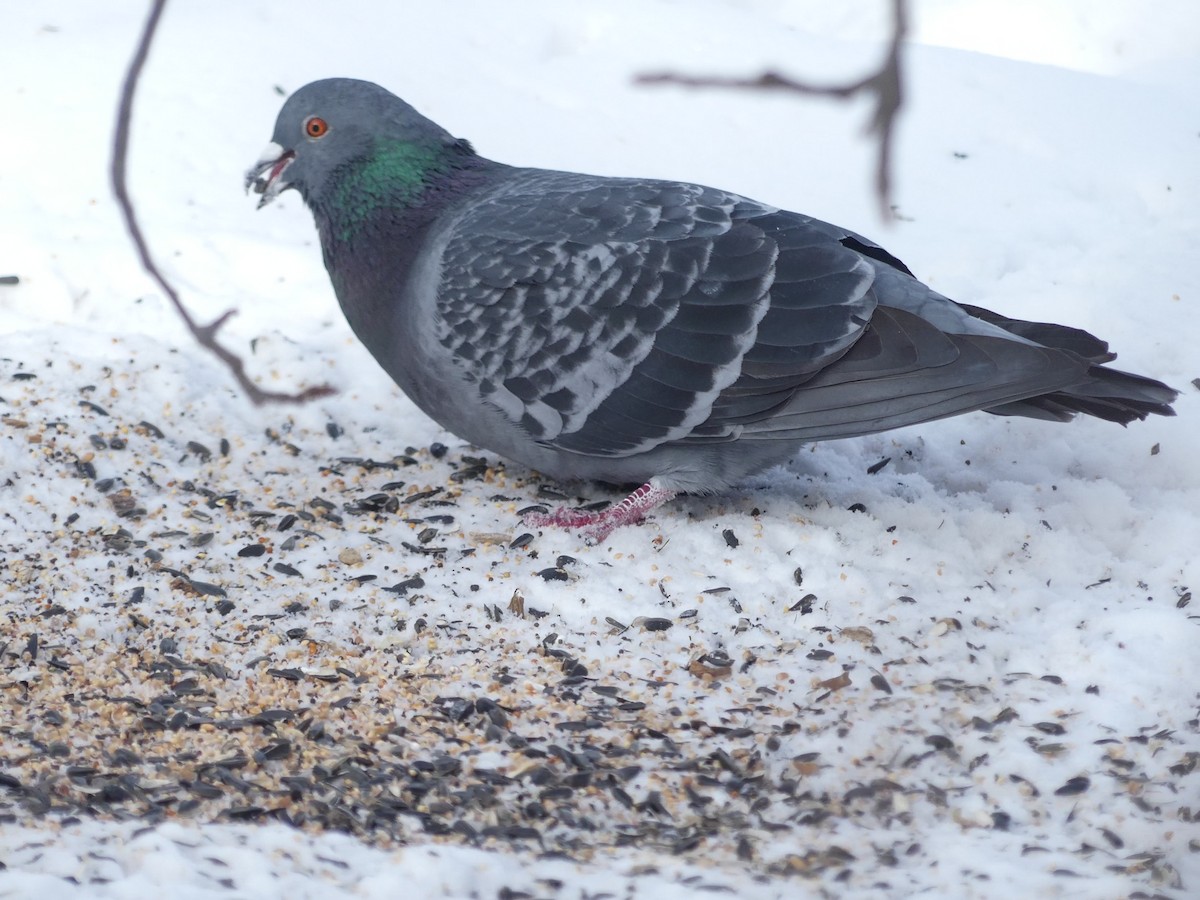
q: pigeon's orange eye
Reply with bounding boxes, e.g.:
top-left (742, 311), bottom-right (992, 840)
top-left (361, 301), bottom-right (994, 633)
top-left (304, 116), bottom-right (329, 138)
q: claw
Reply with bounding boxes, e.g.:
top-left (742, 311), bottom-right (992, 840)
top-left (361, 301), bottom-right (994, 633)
top-left (521, 482), bottom-right (677, 544)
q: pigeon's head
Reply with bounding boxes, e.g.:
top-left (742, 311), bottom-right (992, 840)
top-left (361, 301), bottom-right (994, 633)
top-left (245, 78), bottom-right (460, 209)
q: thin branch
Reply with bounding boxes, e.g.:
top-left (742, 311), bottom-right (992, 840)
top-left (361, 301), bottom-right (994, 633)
top-left (637, 0), bottom-right (908, 221)
top-left (111, 0), bottom-right (335, 405)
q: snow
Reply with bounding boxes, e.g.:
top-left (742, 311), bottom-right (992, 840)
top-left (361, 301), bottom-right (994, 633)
top-left (2, 1), bottom-right (1198, 898)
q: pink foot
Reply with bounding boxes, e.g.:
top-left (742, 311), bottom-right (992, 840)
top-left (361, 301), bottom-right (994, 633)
top-left (522, 482), bottom-right (678, 544)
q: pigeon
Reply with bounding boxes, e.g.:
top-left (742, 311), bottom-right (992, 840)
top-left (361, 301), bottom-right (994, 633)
top-left (247, 78), bottom-right (1177, 543)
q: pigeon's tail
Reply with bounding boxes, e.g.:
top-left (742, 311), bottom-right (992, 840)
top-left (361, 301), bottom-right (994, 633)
top-left (958, 303), bottom-right (1179, 424)
top-left (983, 365), bottom-right (1178, 424)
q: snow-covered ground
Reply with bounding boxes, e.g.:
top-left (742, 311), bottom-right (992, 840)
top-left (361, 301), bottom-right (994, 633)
top-left (2, 2), bottom-right (1198, 897)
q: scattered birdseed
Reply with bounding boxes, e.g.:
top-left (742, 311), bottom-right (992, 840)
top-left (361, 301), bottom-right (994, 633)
top-left (0, 353), bottom-right (1189, 897)
top-left (867, 457), bottom-right (892, 475)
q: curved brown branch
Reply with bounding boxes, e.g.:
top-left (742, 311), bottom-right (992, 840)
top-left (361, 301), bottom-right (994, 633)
top-left (110, 0), bottom-right (335, 405)
top-left (637, 0), bottom-right (908, 220)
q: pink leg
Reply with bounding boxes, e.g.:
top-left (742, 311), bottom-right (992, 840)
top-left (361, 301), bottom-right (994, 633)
top-left (522, 482), bottom-right (678, 544)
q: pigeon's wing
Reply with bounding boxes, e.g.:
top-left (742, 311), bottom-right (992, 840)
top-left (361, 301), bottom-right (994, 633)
top-left (435, 172), bottom-right (876, 457)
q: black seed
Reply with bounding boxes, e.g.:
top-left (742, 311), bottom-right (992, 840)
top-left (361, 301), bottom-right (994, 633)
top-left (789, 593), bottom-right (817, 614)
top-left (537, 567), bottom-right (569, 582)
top-left (79, 400), bottom-right (109, 416)
top-left (190, 580), bottom-right (226, 598)
top-left (429, 442), bottom-right (448, 458)
top-left (274, 563), bottom-right (301, 577)
top-left (510, 532), bottom-right (534, 550)
top-left (384, 576), bottom-right (424, 595)
top-left (641, 617), bottom-right (672, 632)
top-left (186, 441), bottom-right (212, 460)
top-left (109, 748), bottom-right (141, 767)
top-left (867, 456), bottom-right (892, 475)
top-left (264, 740), bottom-right (294, 761)
top-left (1055, 776), bottom-right (1090, 796)
top-left (225, 806), bottom-right (266, 821)
top-left (562, 660), bottom-right (588, 678)
top-left (348, 492), bottom-right (399, 515)
top-left (402, 541), bottom-right (446, 555)
top-left (449, 462), bottom-right (488, 483)
top-left (792, 567), bottom-right (803, 587)
top-left (277, 514), bottom-right (297, 531)
top-left (326, 422), bottom-right (343, 439)
top-left (847, 502), bottom-right (867, 513)
top-left (215, 600), bottom-right (235, 615)
top-left (402, 488), bottom-right (443, 504)
top-left (220, 437), bottom-right (231, 456)
top-left (722, 529), bottom-right (738, 548)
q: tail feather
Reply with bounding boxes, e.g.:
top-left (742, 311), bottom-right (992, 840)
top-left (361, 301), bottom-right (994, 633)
top-left (957, 303), bottom-right (1116, 362)
top-left (965, 303), bottom-right (1179, 424)
top-left (986, 364), bottom-right (1177, 425)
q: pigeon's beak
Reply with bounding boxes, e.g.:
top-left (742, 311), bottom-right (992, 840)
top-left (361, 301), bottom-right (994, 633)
top-left (244, 142), bottom-right (295, 209)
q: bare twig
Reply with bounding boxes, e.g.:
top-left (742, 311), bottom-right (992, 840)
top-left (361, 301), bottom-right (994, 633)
top-left (637, 0), bottom-right (908, 220)
top-left (111, 0), bottom-right (334, 405)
